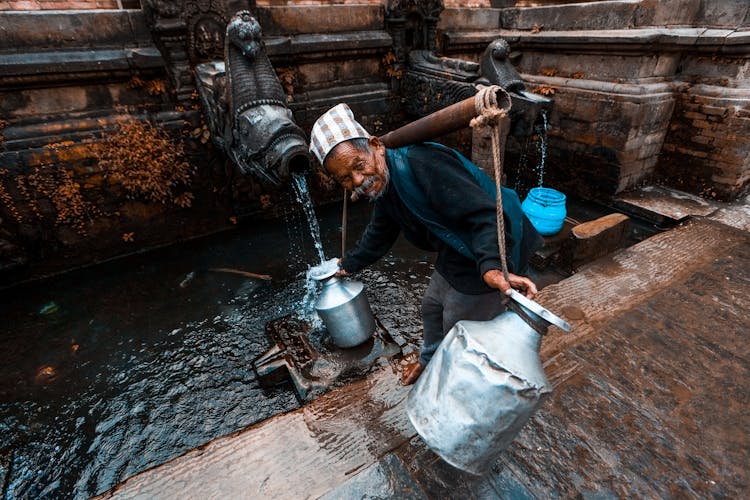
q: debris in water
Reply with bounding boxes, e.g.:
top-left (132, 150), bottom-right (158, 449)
top-left (179, 271), bottom-right (196, 288)
top-left (208, 268), bottom-right (272, 281)
top-left (71, 344), bottom-right (80, 353)
top-left (39, 302), bottom-right (59, 315)
top-left (34, 365), bottom-right (57, 383)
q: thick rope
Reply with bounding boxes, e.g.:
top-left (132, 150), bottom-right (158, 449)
top-left (470, 86), bottom-right (513, 283)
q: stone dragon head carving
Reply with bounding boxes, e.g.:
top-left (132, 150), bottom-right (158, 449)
top-left (195, 11), bottom-right (310, 186)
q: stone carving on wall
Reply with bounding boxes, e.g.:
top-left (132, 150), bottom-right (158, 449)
top-left (195, 11), bottom-right (310, 185)
top-left (401, 50), bottom-right (477, 116)
top-left (386, 0), bottom-right (445, 66)
top-left (383, 0), bottom-right (550, 135)
top-left (144, 0), bottom-right (234, 100)
top-left (397, 39), bottom-right (552, 137)
top-left (191, 14), bottom-right (226, 60)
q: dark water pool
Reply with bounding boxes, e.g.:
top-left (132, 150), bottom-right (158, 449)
top-left (0, 200), bottom-right (432, 499)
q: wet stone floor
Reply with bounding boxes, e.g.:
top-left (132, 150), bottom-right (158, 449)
top-left (0, 201), bottom-right (432, 499)
top-left (100, 208), bottom-right (750, 499)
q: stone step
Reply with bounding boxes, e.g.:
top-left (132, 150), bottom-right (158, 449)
top-left (614, 184), bottom-right (717, 227)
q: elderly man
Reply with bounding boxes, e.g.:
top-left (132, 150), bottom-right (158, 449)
top-left (309, 103), bottom-right (542, 384)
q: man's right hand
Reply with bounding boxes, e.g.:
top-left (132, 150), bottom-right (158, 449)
top-left (482, 269), bottom-right (538, 299)
top-left (335, 257), bottom-right (349, 277)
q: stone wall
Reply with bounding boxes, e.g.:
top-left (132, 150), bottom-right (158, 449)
top-left (439, 0), bottom-right (750, 201)
top-left (0, 0), bottom-right (137, 9)
top-left (0, 2), bottom-right (398, 285)
top-left (2, 0), bottom-right (749, 285)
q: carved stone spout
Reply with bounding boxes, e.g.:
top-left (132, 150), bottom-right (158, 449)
top-left (195, 11), bottom-right (310, 186)
top-left (478, 39), bottom-right (552, 138)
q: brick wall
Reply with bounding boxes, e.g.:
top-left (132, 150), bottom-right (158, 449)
top-left (256, 1), bottom-right (491, 6)
top-left (658, 88), bottom-right (750, 200)
top-left (1, 1), bottom-right (492, 13)
top-left (0, 0), bottom-right (139, 9)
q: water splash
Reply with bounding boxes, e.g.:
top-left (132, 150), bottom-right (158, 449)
top-left (291, 173), bottom-right (326, 264)
top-left (301, 268), bottom-right (323, 329)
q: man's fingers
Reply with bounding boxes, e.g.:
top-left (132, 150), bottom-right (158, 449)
top-left (497, 278), bottom-right (512, 295)
top-left (508, 274), bottom-right (538, 299)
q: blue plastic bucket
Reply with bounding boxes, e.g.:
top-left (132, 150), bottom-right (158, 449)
top-left (521, 187), bottom-right (566, 236)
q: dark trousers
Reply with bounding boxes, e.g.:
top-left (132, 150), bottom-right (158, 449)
top-left (419, 271), bottom-right (507, 365)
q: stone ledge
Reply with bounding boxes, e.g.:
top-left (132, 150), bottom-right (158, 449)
top-left (521, 74), bottom-right (675, 97)
top-left (0, 47), bottom-right (164, 77)
top-left (443, 28), bottom-right (750, 53)
top-left (265, 31), bottom-right (392, 59)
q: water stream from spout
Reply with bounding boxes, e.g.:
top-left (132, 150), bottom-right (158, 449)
top-left (291, 172), bottom-right (326, 325)
top-left (292, 173), bottom-right (326, 264)
top-left (535, 110), bottom-right (549, 187)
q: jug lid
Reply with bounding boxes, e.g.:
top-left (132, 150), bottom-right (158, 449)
top-left (508, 289), bottom-right (571, 332)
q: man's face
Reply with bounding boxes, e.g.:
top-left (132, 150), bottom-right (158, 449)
top-left (324, 138), bottom-right (388, 200)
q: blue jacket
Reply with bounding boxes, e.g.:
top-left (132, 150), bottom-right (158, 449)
top-left (386, 142), bottom-right (527, 273)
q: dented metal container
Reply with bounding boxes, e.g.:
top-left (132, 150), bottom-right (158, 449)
top-left (314, 275), bottom-right (376, 348)
top-left (406, 290), bottom-right (570, 475)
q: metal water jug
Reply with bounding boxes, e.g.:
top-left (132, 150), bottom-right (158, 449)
top-left (406, 289), bottom-right (571, 475)
top-left (311, 261), bottom-right (376, 348)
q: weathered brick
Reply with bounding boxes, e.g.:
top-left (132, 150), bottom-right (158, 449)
top-left (727, 116), bottom-right (750, 129)
top-left (692, 95), bottom-right (719, 105)
top-left (692, 120), bottom-right (714, 129)
top-left (712, 132), bottom-right (740, 143)
top-left (8, 0), bottom-right (40, 9)
top-left (709, 151), bottom-right (746, 164)
top-left (683, 111), bottom-right (706, 120)
top-left (701, 105), bottom-right (728, 116)
top-left (681, 102), bottom-right (702, 112)
top-left (676, 147), bottom-right (708, 158)
top-left (691, 135), bottom-right (713, 145)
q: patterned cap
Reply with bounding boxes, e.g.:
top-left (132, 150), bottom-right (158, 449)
top-left (309, 103), bottom-right (371, 167)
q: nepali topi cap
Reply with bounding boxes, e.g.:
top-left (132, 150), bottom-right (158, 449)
top-left (309, 103), bottom-right (371, 167)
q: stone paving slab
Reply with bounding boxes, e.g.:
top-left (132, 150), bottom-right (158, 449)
top-left (102, 216), bottom-right (750, 498)
top-left (100, 369), bottom-right (415, 499)
top-left (614, 185), bottom-right (717, 225)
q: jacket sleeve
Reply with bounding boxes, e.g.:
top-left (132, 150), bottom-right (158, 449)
top-left (408, 145), bottom-right (518, 275)
top-left (341, 201), bottom-right (401, 273)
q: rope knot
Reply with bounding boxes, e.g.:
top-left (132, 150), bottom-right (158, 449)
top-left (470, 107), bottom-right (507, 129)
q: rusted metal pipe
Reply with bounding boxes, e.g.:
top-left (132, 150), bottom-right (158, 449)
top-left (379, 88), bottom-right (511, 148)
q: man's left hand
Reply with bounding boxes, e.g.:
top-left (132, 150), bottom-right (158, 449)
top-left (483, 269), bottom-right (538, 299)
